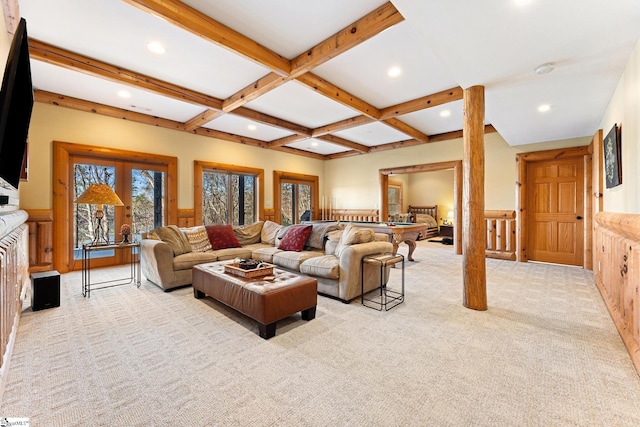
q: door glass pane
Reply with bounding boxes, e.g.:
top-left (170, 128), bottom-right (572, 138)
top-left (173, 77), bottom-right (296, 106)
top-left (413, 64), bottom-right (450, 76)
top-left (281, 182), bottom-right (293, 225)
top-left (202, 171), bottom-right (229, 224)
top-left (298, 184), bottom-right (312, 221)
top-left (131, 169), bottom-right (165, 240)
top-left (73, 163), bottom-right (116, 259)
top-left (230, 174), bottom-right (256, 226)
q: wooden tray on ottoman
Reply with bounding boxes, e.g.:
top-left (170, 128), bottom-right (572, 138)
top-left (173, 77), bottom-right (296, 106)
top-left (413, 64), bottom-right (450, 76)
top-left (224, 262), bottom-right (274, 279)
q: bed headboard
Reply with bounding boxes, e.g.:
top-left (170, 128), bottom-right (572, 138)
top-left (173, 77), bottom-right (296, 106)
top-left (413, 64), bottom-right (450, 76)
top-left (408, 205), bottom-right (438, 223)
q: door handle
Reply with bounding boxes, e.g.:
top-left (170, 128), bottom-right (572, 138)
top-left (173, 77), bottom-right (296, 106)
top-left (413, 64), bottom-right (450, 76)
top-left (576, 216), bottom-right (583, 220)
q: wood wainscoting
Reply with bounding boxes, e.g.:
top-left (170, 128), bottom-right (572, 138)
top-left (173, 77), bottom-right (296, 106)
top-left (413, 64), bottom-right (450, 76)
top-left (26, 209), bottom-right (53, 273)
top-left (0, 217), bottom-right (29, 402)
top-left (485, 210), bottom-right (516, 261)
top-left (594, 212), bottom-right (640, 374)
top-left (177, 209), bottom-right (195, 228)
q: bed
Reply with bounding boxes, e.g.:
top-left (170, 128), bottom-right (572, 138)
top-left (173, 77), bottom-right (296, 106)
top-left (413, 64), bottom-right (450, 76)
top-left (408, 205), bottom-right (439, 240)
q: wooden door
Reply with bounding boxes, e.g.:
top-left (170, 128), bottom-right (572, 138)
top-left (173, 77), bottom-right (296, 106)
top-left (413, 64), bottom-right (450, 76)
top-left (527, 157), bottom-right (584, 266)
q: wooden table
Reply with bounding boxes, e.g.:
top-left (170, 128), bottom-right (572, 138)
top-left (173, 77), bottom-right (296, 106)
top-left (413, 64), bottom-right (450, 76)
top-left (350, 221), bottom-right (427, 261)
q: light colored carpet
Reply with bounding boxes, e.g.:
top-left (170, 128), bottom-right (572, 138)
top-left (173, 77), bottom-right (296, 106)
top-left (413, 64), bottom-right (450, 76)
top-left (2, 241), bottom-right (640, 426)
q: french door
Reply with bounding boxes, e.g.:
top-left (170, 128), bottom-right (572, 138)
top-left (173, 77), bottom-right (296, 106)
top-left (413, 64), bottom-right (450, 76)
top-left (273, 171), bottom-right (319, 226)
top-left (72, 156), bottom-right (167, 270)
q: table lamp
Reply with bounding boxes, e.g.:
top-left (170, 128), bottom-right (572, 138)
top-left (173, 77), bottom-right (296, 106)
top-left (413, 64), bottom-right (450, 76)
top-left (446, 210), bottom-right (454, 225)
top-left (75, 184), bottom-right (124, 245)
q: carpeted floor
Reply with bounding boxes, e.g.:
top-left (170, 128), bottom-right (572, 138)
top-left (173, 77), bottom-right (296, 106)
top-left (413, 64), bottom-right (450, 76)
top-left (2, 241), bottom-right (640, 426)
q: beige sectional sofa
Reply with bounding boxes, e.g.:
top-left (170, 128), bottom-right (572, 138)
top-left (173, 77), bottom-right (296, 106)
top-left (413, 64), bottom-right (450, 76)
top-left (140, 220), bottom-right (394, 302)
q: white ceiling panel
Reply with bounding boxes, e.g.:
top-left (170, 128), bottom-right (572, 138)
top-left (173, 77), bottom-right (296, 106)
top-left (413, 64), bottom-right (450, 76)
top-left (21, 0), bottom-right (270, 99)
top-left (31, 60), bottom-right (204, 122)
top-left (334, 122), bottom-right (409, 146)
top-left (180, 0), bottom-right (389, 59)
top-left (399, 100), bottom-right (465, 136)
top-left (314, 21), bottom-right (458, 108)
top-left (203, 114), bottom-right (293, 142)
top-left (286, 138), bottom-right (350, 156)
top-left (244, 81), bottom-right (359, 129)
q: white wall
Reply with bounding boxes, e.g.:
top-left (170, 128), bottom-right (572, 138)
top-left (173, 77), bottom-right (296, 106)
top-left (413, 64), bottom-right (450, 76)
top-left (19, 103), bottom-right (325, 210)
top-left (408, 169), bottom-right (455, 222)
top-left (599, 37), bottom-right (640, 213)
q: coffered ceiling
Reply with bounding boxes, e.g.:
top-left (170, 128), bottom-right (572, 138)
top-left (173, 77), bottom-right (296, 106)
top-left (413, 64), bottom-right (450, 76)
top-left (18, 0), bottom-right (640, 159)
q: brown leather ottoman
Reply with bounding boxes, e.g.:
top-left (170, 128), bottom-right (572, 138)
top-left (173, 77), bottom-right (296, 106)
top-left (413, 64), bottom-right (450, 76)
top-left (192, 262), bottom-right (318, 339)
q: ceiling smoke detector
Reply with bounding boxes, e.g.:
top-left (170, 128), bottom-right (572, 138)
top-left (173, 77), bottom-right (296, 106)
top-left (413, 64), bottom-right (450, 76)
top-left (535, 62), bottom-right (555, 75)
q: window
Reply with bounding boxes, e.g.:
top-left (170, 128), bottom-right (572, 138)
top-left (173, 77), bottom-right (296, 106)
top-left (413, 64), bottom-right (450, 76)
top-left (274, 171), bottom-right (319, 225)
top-left (194, 161), bottom-right (264, 226)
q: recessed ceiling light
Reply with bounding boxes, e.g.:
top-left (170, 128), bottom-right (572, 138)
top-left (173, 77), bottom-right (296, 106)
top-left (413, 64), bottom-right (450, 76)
top-left (310, 141), bottom-right (319, 147)
top-left (147, 41), bottom-right (166, 55)
top-left (535, 62), bottom-right (555, 75)
top-left (387, 66), bottom-right (402, 78)
top-left (514, 0), bottom-right (533, 6)
top-left (247, 124), bottom-right (257, 131)
top-left (440, 110), bottom-right (451, 118)
top-left (117, 90), bottom-right (131, 98)
top-left (538, 104), bottom-right (551, 113)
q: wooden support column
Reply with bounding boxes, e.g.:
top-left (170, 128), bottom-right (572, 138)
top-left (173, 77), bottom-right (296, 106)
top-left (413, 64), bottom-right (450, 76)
top-left (462, 86), bottom-right (487, 311)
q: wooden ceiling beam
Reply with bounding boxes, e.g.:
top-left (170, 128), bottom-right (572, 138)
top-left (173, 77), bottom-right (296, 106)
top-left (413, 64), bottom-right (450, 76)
top-left (121, 0), bottom-right (290, 76)
top-left (222, 73), bottom-right (287, 112)
top-left (268, 134), bottom-right (309, 149)
top-left (383, 118), bottom-right (429, 143)
top-left (183, 109), bottom-right (224, 132)
top-left (29, 39), bottom-right (224, 110)
top-left (35, 90), bottom-right (187, 131)
top-left (296, 73), bottom-right (381, 119)
top-left (233, 106), bottom-right (312, 136)
top-left (271, 145), bottom-right (327, 160)
top-left (191, 127), bottom-right (271, 148)
top-left (367, 138), bottom-right (422, 153)
top-left (312, 115), bottom-right (375, 137)
top-left (316, 135), bottom-right (370, 153)
top-left (290, 2), bottom-right (404, 77)
top-left (220, 2), bottom-right (403, 113)
top-left (379, 86), bottom-right (464, 119)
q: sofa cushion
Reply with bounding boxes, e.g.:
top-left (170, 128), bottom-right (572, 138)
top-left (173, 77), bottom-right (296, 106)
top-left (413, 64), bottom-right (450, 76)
top-left (305, 222), bottom-right (340, 250)
top-left (210, 247), bottom-right (252, 261)
top-left (278, 224), bottom-right (313, 251)
top-left (206, 224), bottom-right (242, 250)
top-left (300, 255), bottom-right (340, 279)
top-left (182, 226), bottom-right (212, 253)
top-left (261, 220), bottom-right (283, 245)
top-left (251, 246), bottom-right (283, 262)
top-left (273, 250), bottom-right (323, 271)
top-left (233, 221), bottom-right (264, 245)
top-left (173, 251), bottom-right (218, 271)
top-left (335, 223), bottom-right (375, 257)
top-left (152, 225), bottom-right (191, 256)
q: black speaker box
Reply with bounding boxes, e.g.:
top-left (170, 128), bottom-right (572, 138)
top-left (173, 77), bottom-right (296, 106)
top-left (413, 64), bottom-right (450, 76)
top-left (31, 270), bottom-right (60, 311)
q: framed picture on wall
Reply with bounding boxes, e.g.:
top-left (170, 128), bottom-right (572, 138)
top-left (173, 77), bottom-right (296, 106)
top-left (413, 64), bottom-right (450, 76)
top-left (603, 123), bottom-right (621, 188)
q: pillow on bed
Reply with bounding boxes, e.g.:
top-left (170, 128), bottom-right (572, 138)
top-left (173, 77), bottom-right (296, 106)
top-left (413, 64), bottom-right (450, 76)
top-left (416, 214), bottom-right (438, 228)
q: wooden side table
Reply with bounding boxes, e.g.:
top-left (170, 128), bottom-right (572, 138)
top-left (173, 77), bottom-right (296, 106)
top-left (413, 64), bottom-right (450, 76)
top-left (439, 224), bottom-right (454, 238)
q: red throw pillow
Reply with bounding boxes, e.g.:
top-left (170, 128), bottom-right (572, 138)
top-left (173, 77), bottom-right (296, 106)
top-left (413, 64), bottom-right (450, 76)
top-left (205, 224), bottom-right (241, 250)
top-left (278, 225), bottom-right (313, 252)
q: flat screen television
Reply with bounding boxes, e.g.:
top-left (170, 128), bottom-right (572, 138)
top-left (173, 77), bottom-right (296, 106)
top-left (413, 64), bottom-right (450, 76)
top-left (0, 17), bottom-right (34, 191)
